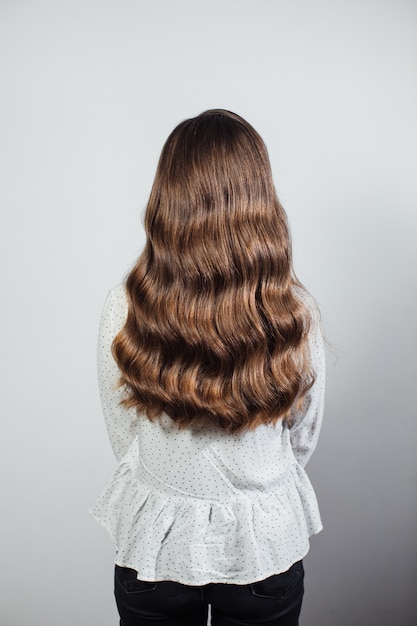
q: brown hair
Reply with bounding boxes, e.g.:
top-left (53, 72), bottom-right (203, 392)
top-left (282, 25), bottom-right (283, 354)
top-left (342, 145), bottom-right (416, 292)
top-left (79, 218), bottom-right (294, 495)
top-left (112, 109), bottom-right (316, 433)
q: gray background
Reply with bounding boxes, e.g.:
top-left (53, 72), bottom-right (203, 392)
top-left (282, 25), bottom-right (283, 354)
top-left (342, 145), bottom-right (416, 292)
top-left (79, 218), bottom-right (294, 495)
top-left (1, 1), bottom-right (416, 624)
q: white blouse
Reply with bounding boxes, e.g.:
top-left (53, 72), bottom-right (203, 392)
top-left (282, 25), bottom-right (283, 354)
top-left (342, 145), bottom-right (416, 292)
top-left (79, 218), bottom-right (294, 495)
top-left (90, 284), bottom-right (325, 585)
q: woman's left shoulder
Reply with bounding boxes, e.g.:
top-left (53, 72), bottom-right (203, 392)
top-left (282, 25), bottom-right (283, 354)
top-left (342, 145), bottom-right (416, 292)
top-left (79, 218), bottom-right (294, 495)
top-left (100, 283), bottom-right (129, 330)
top-left (108, 283), bottom-right (129, 312)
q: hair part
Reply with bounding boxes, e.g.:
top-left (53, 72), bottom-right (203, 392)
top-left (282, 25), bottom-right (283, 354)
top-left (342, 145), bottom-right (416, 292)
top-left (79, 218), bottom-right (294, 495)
top-left (112, 109), bottom-right (316, 433)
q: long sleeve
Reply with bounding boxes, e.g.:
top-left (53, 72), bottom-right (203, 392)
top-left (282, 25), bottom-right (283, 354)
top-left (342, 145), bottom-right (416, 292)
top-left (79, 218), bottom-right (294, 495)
top-left (289, 314), bottom-right (326, 468)
top-left (97, 285), bottom-right (139, 461)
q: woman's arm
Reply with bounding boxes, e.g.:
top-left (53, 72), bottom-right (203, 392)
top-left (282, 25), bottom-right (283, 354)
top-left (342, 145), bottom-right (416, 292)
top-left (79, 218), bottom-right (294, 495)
top-left (289, 316), bottom-right (326, 468)
top-left (97, 285), bottom-right (139, 462)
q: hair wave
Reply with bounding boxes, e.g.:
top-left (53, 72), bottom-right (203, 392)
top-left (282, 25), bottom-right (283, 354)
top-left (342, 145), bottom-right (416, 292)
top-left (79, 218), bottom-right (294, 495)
top-left (112, 110), bottom-right (316, 433)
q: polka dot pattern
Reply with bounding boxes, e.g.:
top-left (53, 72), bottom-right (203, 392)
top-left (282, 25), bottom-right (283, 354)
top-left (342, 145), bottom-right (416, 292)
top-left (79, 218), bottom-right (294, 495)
top-left (90, 284), bottom-right (325, 585)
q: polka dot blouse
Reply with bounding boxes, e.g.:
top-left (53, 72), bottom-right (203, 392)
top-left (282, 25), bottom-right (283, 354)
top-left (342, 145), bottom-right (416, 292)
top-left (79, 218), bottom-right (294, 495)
top-left (90, 284), bottom-right (325, 585)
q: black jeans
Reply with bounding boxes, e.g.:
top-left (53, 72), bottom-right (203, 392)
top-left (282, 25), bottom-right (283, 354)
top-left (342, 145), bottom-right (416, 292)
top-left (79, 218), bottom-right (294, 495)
top-left (114, 561), bottom-right (304, 626)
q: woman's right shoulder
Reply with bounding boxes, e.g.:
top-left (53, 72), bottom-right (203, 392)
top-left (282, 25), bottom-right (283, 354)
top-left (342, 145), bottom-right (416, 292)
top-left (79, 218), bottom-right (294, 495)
top-left (293, 285), bottom-right (320, 326)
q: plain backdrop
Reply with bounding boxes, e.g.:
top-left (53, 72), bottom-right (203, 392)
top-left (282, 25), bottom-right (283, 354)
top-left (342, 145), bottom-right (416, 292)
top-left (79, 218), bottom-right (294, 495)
top-left (1, 1), bottom-right (416, 625)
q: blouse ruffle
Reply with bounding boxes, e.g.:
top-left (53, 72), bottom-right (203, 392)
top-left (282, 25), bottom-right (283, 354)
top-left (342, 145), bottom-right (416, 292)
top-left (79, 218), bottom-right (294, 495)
top-left (90, 436), bottom-right (322, 586)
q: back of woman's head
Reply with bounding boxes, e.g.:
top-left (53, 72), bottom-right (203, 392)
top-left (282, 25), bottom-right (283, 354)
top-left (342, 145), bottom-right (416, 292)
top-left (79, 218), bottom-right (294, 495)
top-left (113, 109), bottom-right (316, 433)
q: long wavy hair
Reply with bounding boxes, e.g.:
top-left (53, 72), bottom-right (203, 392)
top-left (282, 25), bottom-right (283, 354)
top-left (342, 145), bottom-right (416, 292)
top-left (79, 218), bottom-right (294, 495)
top-left (112, 109), bottom-right (316, 433)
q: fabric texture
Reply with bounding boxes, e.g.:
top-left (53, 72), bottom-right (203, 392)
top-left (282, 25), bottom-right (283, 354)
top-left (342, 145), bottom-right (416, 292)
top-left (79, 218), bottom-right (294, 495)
top-left (90, 284), bottom-right (325, 586)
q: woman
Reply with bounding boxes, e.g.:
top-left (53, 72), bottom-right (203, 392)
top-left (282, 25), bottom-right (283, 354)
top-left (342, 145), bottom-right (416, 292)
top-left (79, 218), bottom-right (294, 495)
top-left (91, 109), bottom-right (325, 626)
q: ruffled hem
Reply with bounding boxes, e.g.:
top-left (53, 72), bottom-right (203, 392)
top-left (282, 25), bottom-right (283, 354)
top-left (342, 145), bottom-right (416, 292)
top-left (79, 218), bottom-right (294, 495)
top-left (90, 438), bottom-right (322, 585)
